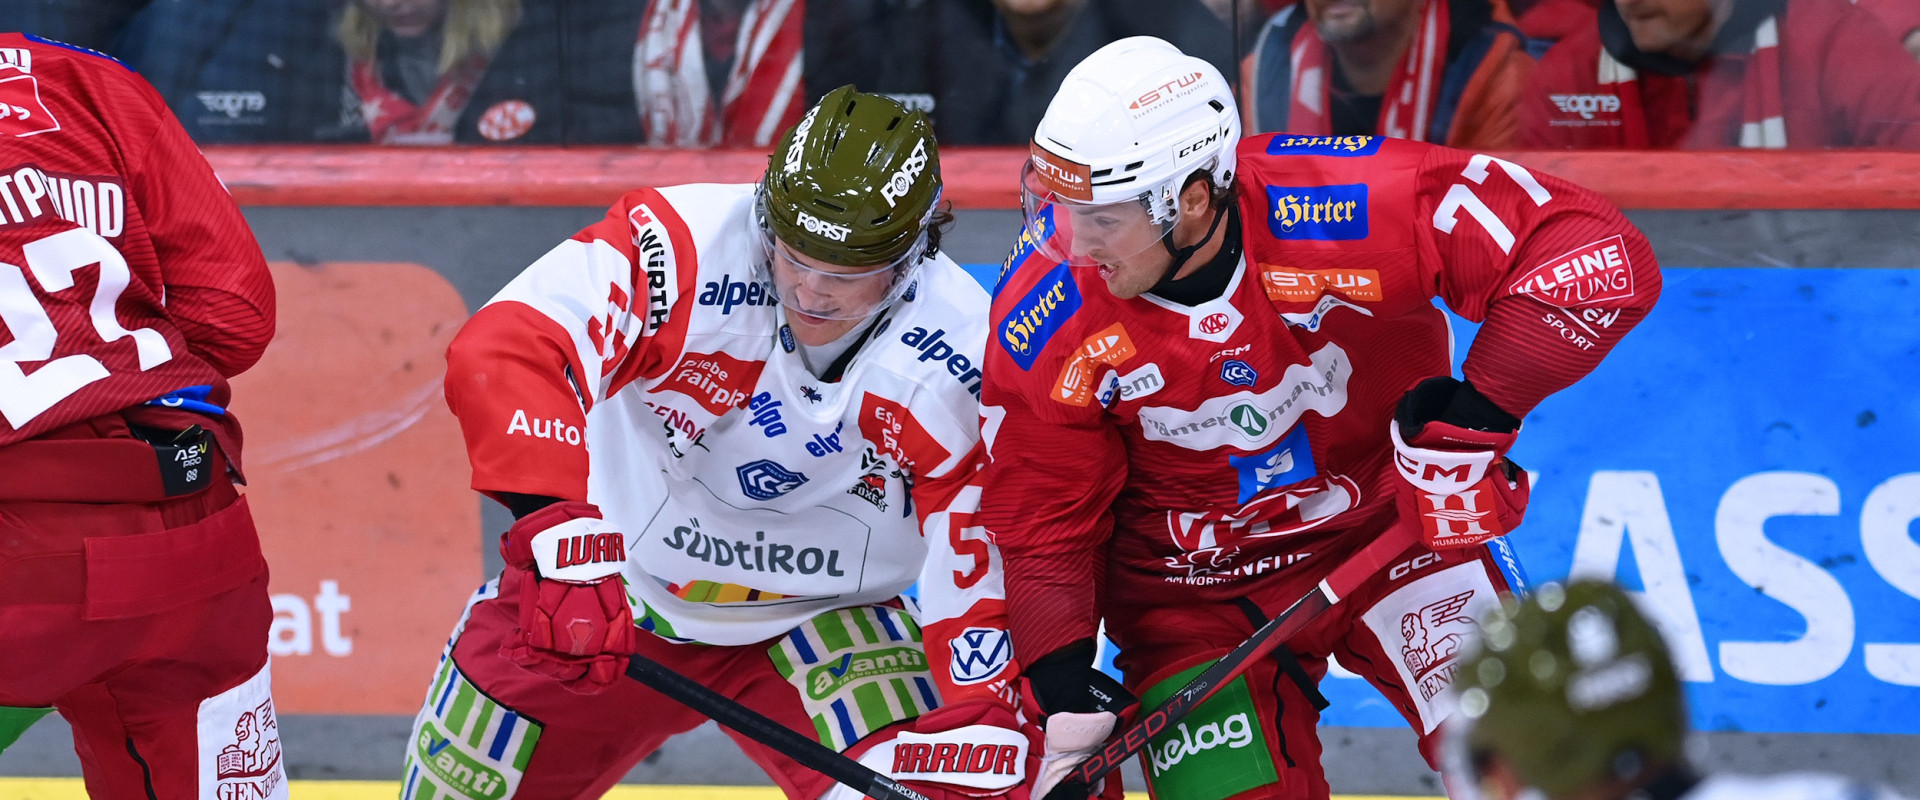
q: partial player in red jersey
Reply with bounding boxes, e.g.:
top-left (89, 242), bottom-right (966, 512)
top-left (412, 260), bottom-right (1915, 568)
top-left (979, 36), bottom-right (1660, 800)
top-left (0, 34), bottom-right (284, 799)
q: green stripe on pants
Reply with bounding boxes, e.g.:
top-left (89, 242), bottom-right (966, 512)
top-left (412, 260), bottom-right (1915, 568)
top-left (814, 611), bottom-right (855, 651)
top-left (513, 719), bottom-right (542, 772)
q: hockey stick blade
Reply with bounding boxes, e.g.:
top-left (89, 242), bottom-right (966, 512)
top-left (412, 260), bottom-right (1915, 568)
top-left (626, 651), bottom-right (931, 800)
top-left (1043, 526), bottom-right (1420, 800)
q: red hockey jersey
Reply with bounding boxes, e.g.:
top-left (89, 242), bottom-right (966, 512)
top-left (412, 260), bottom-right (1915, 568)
top-left (979, 133), bottom-right (1661, 660)
top-left (0, 34), bottom-right (274, 452)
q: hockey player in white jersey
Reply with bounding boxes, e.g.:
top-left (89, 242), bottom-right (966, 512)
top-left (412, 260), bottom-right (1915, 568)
top-left (1449, 580), bottom-right (1912, 800)
top-left (401, 86), bottom-right (1035, 800)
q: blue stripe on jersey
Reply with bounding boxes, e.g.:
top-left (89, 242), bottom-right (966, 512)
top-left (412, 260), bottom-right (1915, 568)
top-left (489, 712), bottom-right (518, 760)
top-left (403, 764), bottom-right (419, 799)
top-left (788, 628), bottom-right (819, 663)
top-left (434, 672), bottom-right (459, 716)
top-left (1485, 535), bottom-right (1530, 596)
top-left (831, 700), bottom-right (859, 745)
top-left (23, 34), bottom-right (131, 69)
top-left (914, 677), bottom-right (939, 709)
top-left (874, 608), bottom-right (904, 641)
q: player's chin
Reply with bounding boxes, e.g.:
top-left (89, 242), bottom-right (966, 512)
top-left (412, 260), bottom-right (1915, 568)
top-left (1100, 266), bottom-right (1150, 300)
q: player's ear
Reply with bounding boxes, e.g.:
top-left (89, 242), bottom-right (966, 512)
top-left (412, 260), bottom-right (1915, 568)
top-left (1179, 175), bottom-right (1214, 218)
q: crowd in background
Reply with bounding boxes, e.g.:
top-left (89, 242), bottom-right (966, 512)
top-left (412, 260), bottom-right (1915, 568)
top-left (7, 0), bottom-right (1920, 148)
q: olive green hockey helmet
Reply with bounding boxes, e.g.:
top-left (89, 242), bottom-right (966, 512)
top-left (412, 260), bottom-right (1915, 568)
top-left (1452, 581), bottom-right (1687, 800)
top-left (759, 85), bottom-right (941, 267)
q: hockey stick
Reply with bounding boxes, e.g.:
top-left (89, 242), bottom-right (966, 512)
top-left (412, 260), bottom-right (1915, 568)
top-left (1042, 525), bottom-right (1420, 800)
top-left (625, 651), bottom-right (932, 800)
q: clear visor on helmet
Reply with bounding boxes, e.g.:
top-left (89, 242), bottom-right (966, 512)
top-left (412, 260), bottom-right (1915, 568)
top-left (1019, 160), bottom-right (1181, 270)
top-left (752, 191), bottom-right (930, 322)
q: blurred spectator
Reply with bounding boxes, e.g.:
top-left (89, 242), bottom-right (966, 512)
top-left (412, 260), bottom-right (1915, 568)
top-left (634, 0), bottom-right (804, 147)
top-left (1519, 0), bottom-right (1920, 148)
top-left (1515, 0), bottom-right (1599, 43)
top-left (1241, 0), bottom-right (1534, 148)
top-left (1855, 0), bottom-right (1920, 60)
top-left (113, 0), bottom-right (346, 142)
top-left (806, 0), bottom-right (1235, 145)
top-left (336, 0), bottom-right (643, 144)
top-left (0, 0), bottom-right (150, 51)
top-left (1199, 0), bottom-right (1279, 50)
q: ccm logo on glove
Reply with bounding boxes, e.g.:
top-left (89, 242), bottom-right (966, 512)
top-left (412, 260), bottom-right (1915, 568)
top-left (889, 725), bottom-right (1028, 791)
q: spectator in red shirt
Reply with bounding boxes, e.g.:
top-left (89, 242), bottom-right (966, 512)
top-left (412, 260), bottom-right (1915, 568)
top-left (1854, 0), bottom-right (1920, 60)
top-left (1519, 0), bottom-right (1920, 147)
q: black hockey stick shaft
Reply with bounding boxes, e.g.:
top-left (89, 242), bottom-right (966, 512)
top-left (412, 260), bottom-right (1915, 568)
top-left (1045, 526), bottom-right (1420, 800)
top-left (626, 651), bottom-right (931, 800)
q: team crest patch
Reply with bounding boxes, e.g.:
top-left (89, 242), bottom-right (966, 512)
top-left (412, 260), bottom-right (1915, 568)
top-left (737, 459), bottom-right (808, 500)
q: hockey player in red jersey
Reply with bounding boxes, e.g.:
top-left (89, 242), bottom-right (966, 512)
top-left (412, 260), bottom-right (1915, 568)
top-left (402, 87), bottom-right (1043, 800)
top-left (979, 36), bottom-right (1661, 800)
top-left (0, 33), bottom-right (284, 800)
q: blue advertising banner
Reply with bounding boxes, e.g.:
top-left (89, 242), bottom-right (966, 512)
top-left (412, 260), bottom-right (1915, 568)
top-left (960, 263), bottom-right (1920, 735)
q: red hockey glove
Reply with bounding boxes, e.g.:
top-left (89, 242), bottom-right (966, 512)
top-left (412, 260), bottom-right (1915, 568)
top-left (1390, 377), bottom-right (1531, 550)
top-left (875, 701), bottom-right (1044, 800)
top-left (1020, 641), bottom-right (1133, 800)
top-left (498, 501), bottom-right (634, 694)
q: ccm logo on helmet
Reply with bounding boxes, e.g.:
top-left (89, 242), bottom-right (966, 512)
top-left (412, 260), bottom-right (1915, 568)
top-left (796, 210), bottom-right (851, 242)
top-left (1177, 127), bottom-right (1227, 159)
top-left (881, 138), bottom-right (930, 208)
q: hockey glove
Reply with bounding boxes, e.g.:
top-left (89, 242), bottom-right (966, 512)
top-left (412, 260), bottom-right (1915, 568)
top-left (498, 501), bottom-right (634, 694)
top-left (1390, 376), bottom-right (1531, 550)
top-left (869, 700), bottom-right (1043, 800)
top-left (1021, 640), bottom-right (1134, 800)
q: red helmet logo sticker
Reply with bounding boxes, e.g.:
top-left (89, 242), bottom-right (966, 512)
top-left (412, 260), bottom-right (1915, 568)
top-left (1028, 141), bottom-right (1092, 202)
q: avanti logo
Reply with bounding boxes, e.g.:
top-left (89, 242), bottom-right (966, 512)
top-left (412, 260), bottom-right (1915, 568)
top-left (806, 646), bottom-right (926, 699)
top-left (416, 724), bottom-right (509, 800)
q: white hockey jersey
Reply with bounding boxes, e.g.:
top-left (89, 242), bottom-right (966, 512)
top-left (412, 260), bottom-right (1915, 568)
top-left (443, 183), bottom-right (1014, 705)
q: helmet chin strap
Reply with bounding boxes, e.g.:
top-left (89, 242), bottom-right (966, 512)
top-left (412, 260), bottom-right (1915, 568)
top-left (1152, 199), bottom-right (1230, 288)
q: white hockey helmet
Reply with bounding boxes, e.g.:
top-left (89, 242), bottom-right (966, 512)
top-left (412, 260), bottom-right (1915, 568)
top-left (1021, 36), bottom-right (1240, 269)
